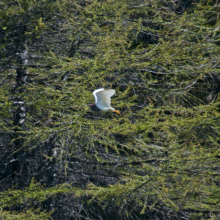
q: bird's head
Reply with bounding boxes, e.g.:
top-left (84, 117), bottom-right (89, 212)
top-left (113, 109), bottom-right (121, 114)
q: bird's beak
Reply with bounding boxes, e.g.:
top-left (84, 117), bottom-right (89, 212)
top-left (113, 110), bottom-right (121, 114)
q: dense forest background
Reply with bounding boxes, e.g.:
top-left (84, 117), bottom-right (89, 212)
top-left (0, 0), bottom-right (220, 219)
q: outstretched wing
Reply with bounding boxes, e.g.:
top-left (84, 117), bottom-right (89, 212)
top-left (93, 88), bottom-right (105, 104)
top-left (93, 88), bottom-right (115, 107)
top-left (100, 89), bottom-right (115, 106)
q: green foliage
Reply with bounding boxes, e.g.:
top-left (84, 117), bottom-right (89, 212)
top-left (1, 0), bottom-right (220, 219)
top-left (0, 209), bottom-right (52, 220)
top-left (0, 179), bottom-right (76, 219)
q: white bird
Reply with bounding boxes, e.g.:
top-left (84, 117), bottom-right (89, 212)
top-left (89, 88), bottom-right (121, 114)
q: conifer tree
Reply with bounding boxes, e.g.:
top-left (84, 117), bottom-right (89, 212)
top-left (1, 0), bottom-right (220, 219)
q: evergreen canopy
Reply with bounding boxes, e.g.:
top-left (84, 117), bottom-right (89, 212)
top-left (0, 0), bottom-right (220, 219)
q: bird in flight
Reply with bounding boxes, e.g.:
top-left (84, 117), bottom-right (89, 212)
top-left (89, 88), bottom-right (121, 114)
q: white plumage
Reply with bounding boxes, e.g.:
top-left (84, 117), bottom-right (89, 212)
top-left (90, 88), bottom-right (121, 114)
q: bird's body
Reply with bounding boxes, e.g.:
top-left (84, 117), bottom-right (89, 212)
top-left (89, 88), bottom-right (121, 114)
